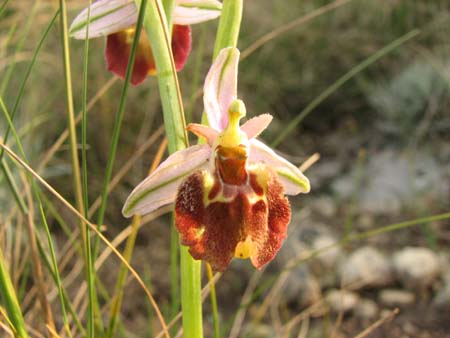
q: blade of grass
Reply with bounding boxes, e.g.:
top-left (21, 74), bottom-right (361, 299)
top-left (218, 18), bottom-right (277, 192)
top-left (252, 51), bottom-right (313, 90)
top-left (58, 0), bottom-right (84, 222)
top-left (56, 10), bottom-right (90, 329)
top-left (271, 29), bottom-right (421, 147)
top-left (0, 250), bottom-right (28, 338)
top-left (206, 263), bottom-right (220, 338)
top-left (80, 2), bottom-right (95, 337)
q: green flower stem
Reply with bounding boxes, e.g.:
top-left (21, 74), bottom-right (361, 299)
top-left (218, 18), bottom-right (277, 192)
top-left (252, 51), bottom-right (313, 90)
top-left (134, 0), bottom-right (202, 337)
top-left (162, 0), bottom-right (176, 29)
top-left (134, 0), bottom-right (188, 153)
top-left (213, 0), bottom-right (243, 58)
top-left (180, 246), bottom-right (203, 337)
top-left (0, 249), bottom-right (28, 338)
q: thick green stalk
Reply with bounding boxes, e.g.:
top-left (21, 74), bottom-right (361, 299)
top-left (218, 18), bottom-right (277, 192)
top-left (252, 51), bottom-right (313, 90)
top-left (162, 0), bottom-right (176, 29)
top-left (135, 0), bottom-right (188, 153)
top-left (180, 246), bottom-right (203, 337)
top-left (0, 250), bottom-right (28, 338)
top-left (213, 0), bottom-right (243, 58)
top-left (134, 0), bottom-right (202, 337)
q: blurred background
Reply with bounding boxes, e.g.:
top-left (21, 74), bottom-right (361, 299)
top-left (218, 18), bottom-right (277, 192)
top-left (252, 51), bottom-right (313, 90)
top-left (1, 0), bottom-right (449, 337)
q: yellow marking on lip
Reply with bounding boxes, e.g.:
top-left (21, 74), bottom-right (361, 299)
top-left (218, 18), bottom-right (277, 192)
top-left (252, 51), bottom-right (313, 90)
top-left (196, 226), bottom-right (205, 238)
top-left (234, 236), bottom-right (256, 259)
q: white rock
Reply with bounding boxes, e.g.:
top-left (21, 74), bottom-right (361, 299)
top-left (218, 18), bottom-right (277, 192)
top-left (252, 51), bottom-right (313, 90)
top-left (339, 246), bottom-right (393, 289)
top-left (326, 289), bottom-right (359, 313)
top-left (378, 289), bottom-right (415, 307)
top-left (392, 247), bottom-right (441, 289)
top-left (311, 235), bottom-right (341, 268)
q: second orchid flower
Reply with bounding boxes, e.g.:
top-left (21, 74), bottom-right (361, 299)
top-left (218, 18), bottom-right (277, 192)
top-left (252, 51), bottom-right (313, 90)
top-left (69, 0), bottom-right (222, 85)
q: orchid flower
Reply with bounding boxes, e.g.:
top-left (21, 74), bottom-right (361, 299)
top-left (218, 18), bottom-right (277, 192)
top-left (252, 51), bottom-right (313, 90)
top-left (122, 47), bottom-right (310, 271)
top-left (69, 0), bottom-right (222, 85)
